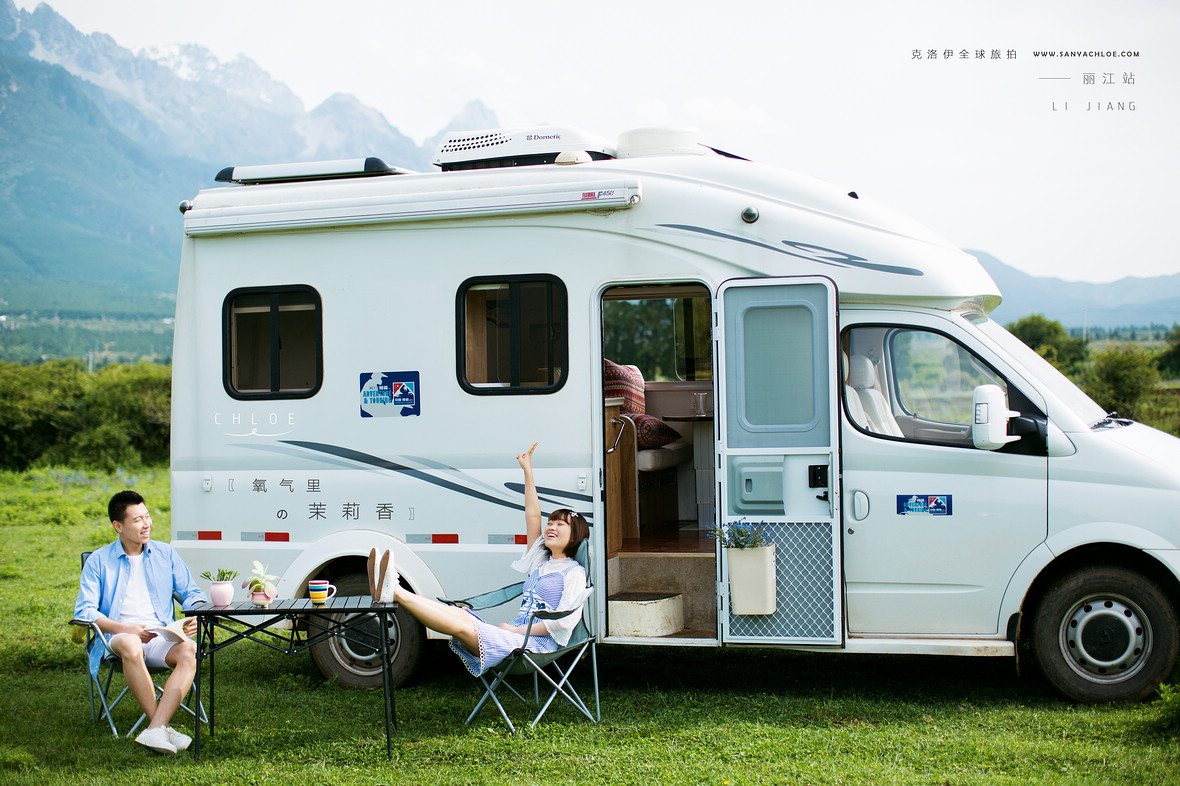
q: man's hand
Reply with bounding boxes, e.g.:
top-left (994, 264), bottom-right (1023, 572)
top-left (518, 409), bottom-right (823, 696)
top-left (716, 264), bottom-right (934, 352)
top-left (182, 617), bottom-right (198, 637)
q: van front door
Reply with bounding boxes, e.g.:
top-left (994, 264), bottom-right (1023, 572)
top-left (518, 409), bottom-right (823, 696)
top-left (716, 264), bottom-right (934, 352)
top-left (840, 321), bottom-right (1048, 636)
top-left (716, 277), bottom-right (842, 645)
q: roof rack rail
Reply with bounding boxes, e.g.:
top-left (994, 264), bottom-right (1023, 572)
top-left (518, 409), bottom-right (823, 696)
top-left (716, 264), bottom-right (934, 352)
top-left (215, 157), bottom-right (411, 185)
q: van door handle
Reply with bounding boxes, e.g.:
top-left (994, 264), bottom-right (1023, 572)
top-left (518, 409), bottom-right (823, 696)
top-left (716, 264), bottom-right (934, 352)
top-left (852, 490), bottom-right (870, 521)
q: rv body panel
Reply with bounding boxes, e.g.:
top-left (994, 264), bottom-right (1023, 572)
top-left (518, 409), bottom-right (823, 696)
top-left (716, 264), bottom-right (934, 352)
top-left (170, 128), bottom-right (1180, 700)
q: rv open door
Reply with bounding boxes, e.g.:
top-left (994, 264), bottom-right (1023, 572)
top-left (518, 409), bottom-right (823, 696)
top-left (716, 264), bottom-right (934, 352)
top-left (715, 277), bottom-right (843, 645)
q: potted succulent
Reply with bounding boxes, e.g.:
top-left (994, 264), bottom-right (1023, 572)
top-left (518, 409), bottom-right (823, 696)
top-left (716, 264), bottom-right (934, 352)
top-left (710, 520), bottom-right (777, 615)
top-left (200, 568), bottom-right (240, 606)
top-left (241, 560), bottom-right (281, 607)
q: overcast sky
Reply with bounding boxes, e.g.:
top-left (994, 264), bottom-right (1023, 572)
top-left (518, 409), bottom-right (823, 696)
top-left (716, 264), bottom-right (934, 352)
top-left (16, 0), bottom-right (1180, 283)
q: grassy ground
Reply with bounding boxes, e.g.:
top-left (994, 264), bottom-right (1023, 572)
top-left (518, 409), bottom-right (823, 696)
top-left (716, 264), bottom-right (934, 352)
top-left (1, 468), bottom-right (1178, 785)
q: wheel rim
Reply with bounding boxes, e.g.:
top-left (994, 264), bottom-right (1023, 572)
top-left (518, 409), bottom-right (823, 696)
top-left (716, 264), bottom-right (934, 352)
top-left (1058, 592), bottom-right (1151, 685)
top-left (322, 610), bottom-right (401, 678)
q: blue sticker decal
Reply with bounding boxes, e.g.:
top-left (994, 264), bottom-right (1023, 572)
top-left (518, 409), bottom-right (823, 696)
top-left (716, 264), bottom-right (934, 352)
top-left (360, 372), bottom-right (421, 418)
top-left (896, 495), bottom-right (952, 516)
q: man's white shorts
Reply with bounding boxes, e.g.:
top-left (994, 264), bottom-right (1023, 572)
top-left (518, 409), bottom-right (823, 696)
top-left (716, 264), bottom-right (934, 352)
top-left (141, 631), bottom-right (183, 668)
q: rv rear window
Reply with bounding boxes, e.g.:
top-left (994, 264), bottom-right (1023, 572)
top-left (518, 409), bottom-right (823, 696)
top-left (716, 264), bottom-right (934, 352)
top-left (224, 286), bottom-right (323, 399)
top-left (457, 276), bottom-right (567, 395)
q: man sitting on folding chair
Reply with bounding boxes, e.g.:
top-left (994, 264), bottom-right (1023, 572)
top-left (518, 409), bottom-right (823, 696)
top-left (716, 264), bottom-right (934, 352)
top-left (73, 490), bottom-right (207, 755)
top-left (383, 442), bottom-right (597, 729)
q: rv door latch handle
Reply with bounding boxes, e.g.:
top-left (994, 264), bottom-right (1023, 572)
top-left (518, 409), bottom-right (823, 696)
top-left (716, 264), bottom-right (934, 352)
top-left (808, 464), bottom-right (830, 502)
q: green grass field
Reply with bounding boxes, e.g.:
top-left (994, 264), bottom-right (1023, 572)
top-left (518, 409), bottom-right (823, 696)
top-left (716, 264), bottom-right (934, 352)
top-left (1, 467), bottom-right (1178, 785)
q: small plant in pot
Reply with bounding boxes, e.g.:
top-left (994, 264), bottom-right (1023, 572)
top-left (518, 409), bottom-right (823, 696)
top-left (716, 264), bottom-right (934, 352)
top-left (708, 519), bottom-right (770, 549)
top-left (200, 568), bottom-right (240, 606)
top-left (709, 519), bottom-right (778, 615)
top-left (241, 560), bottom-right (281, 607)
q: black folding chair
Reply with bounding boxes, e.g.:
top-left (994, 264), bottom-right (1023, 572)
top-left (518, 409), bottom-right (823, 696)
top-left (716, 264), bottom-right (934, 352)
top-left (442, 540), bottom-right (600, 732)
top-left (71, 552), bottom-right (207, 737)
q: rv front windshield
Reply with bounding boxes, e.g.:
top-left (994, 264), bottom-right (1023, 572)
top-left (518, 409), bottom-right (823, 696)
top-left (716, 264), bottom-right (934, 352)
top-left (968, 313), bottom-right (1106, 429)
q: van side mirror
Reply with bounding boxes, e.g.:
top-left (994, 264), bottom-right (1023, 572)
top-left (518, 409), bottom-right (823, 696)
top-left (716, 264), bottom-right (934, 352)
top-left (972, 384), bottom-right (1021, 450)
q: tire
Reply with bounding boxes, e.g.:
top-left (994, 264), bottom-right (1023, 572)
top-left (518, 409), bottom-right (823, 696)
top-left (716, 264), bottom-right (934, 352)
top-left (1031, 565), bottom-right (1178, 702)
top-left (309, 573), bottom-right (424, 689)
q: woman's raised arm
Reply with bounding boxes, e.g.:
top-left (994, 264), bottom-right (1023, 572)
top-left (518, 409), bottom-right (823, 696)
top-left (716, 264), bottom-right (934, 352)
top-left (517, 442), bottom-right (542, 545)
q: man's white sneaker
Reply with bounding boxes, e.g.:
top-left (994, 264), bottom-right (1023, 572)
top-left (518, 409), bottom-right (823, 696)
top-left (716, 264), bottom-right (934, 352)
top-left (135, 725), bottom-right (177, 754)
top-left (164, 726), bottom-right (192, 752)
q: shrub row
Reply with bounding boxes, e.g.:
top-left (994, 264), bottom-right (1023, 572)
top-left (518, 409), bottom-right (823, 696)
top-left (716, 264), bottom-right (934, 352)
top-left (0, 360), bottom-right (170, 471)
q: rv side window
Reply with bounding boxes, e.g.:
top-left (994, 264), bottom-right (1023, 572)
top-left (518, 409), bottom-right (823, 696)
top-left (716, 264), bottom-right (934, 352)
top-left (843, 326), bottom-right (1005, 447)
top-left (458, 276), bottom-right (568, 394)
top-left (224, 286), bottom-right (323, 399)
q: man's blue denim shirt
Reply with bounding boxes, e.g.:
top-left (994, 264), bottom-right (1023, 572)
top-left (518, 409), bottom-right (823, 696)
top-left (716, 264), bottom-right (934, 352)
top-left (74, 538), bottom-right (206, 676)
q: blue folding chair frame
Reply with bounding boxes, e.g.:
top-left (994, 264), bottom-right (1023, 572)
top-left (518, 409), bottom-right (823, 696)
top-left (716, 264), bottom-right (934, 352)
top-left (441, 541), bottom-right (600, 732)
top-left (72, 552), bottom-right (207, 737)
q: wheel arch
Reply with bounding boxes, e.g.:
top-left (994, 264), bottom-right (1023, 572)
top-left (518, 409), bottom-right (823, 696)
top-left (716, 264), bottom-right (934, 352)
top-left (1018, 542), bottom-right (1180, 643)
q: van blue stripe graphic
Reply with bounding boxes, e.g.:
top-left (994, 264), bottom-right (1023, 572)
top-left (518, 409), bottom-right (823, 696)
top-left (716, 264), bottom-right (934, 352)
top-left (656, 224), bottom-right (924, 277)
top-left (278, 441), bottom-right (594, 522)
top-left (281, 440), bottom-right (525, 512)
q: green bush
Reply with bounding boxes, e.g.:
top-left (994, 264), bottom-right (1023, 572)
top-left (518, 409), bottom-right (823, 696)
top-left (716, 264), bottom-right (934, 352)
top-left (1157, 326), bottom-right (1180, 379)
top-left (1155, 682), bottom-right (1180, 731)
top-left (1008, 314), bottom-right (1088, 376)
top-left (0, 360), bottom-right (89, 471)
top-left (1083, 344), bottom-right (1161, 420)
top-left (0, 361), bottom-right (170, 471)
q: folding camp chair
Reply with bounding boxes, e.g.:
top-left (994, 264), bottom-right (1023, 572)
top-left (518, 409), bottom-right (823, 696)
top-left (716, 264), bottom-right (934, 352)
top-left (71, 552), bottom-right (207, 737)
top-left (442, 540), bottom-right (600, 732)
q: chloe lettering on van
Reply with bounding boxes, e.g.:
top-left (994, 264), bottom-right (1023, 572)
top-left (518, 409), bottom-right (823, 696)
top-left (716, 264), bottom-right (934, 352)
top-left (173, 125), bottom-right (1180, 702)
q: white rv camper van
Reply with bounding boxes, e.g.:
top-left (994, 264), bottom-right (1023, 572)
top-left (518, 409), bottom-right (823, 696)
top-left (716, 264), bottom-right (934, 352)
top-left (172, 125), bottom-right (1180, 703)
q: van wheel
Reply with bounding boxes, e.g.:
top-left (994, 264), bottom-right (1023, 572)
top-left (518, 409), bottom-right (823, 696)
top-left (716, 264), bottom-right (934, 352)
top-left (1031, 566), bottom-right (1178, 702)
top-left (309, 573), bottom-right (424, 688)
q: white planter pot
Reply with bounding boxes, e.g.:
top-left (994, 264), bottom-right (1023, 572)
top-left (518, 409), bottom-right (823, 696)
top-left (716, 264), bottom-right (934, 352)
top-left (727, 544), bottom-right (777, 615)
top-left (209, 580), bottom-right (234, 606)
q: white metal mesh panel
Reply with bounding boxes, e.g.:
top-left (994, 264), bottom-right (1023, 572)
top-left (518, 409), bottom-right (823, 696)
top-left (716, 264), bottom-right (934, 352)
top-left (728, 521), bottom-right (837, 642)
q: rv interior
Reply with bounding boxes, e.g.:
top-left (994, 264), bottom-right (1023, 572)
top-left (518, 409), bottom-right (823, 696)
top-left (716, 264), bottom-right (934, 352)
top-left (601, 283), bottom-right (717, 641)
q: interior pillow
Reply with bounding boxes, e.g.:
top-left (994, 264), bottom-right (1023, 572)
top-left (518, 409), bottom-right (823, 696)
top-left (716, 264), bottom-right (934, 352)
top-left (632, 414), bottom-right (682, 449)
top-left (603, 359), bottom-right (645, 415)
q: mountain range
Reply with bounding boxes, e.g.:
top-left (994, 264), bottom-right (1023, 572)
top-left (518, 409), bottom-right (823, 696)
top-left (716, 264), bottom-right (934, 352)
top-left (1, 0), bottom-right (1177, 329)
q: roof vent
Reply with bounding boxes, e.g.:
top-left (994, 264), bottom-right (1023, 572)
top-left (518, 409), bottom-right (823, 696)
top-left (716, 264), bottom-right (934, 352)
top-left (432, 126), bottom-right (616, 171)
top-left (616, 127), bottom-right (708, 159)
top-left (215, 157), bottom-right (410, 184)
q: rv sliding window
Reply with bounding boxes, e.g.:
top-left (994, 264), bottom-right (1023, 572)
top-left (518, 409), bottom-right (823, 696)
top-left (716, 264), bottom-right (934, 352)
top-left (224, 286), bottom-right (323, 399)
top-left (457, 275), bottom-right (568, 395)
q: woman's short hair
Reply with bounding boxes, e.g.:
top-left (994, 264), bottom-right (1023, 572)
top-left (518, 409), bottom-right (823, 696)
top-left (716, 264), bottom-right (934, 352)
top-left (547, 508), bottom-right (589, 556)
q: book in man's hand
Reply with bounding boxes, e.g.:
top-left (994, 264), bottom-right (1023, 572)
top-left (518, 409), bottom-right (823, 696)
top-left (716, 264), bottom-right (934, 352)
top-left (145, 618), bottom-right (193, 643)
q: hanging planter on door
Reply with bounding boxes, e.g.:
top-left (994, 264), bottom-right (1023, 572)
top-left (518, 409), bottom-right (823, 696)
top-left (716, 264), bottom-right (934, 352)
top-left (711, 520), bottom-right (778, 615)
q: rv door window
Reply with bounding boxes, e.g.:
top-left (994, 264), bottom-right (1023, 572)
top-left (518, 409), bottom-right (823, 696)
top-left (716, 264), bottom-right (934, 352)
top-left (224, 286), bottom-right (322, 398)
top-left (458, 276), bottom-right (567, 394)
top-left (601, 288), bottom-right (711, 382)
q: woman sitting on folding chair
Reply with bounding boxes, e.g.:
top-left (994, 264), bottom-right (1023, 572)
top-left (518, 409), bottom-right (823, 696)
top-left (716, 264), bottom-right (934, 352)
top-left (384, 443), bottom-right (590, 676)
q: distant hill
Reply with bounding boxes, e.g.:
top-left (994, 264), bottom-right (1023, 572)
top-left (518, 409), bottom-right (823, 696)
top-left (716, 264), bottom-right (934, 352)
top-left (971, 250), bottom-right (1180, 330)
top-left (0, 0), bottom-right (492, 315)
top-left (0, 0), bottom-right (1175, 334)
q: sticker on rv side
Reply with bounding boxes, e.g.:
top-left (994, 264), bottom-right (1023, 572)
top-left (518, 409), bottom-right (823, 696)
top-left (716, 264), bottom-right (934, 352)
top-left (896, 495), bottom-right (952, 516)
top-left (360, 371), bottom-right (421, 418)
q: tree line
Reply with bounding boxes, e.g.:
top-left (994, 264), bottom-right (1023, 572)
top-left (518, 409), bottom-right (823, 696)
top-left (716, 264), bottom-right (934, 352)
top-left (1, 317), bottom-right (1178, 472)
top-left (0, 360), bottom-right (170, 472)
top-left (1009, 315), bottom-right (1180, 420)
